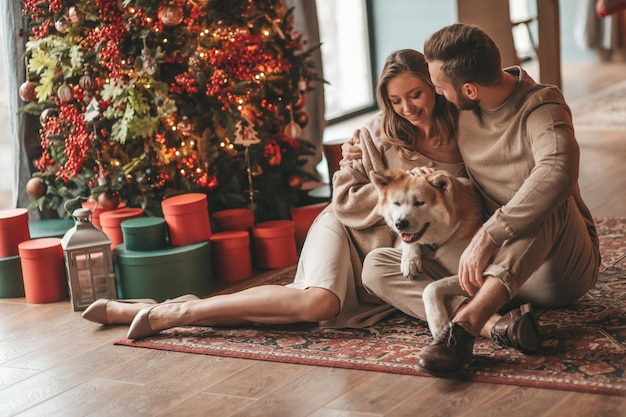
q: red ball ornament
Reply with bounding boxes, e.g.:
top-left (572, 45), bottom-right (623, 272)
top-left (295, 111), bottom-right (309, 127)
top-left (293, 94), bottom-right (306, 110)
top-left (287, 174), bottom-right (303, 190)
top-left (159, 4), bottom-right (184, 27)
top-left (26, 177), bottom-right (46, 198)
top-left (97, 190), bottom-right (121, 210)
top-left (19, 81), bottom-right (38, 102)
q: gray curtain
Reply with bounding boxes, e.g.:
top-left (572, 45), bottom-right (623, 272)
top-left (0, 0), bottom-right (33, 212)
top-left (286, 0), bottom-right (326, 179)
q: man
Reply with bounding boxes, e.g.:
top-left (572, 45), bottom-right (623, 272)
top-left (344, 24), bottom-right (600, 376)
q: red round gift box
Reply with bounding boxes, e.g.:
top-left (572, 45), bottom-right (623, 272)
top-left (99, 208), bottom-right (144, 248)
top-left (82, 200), bottom-right (127, 229)
top-left (18, 237), bottom-right (68, 304)
top-left (0, 208), bottom-right (31, 257)
top-left (212, 208), bottom-right (255, 232)
top-left (209, 231), bottom-right (252, 282)
top-left (252, 220), bottom-right (298, 269)
top-left (290, 202), bottom-right (329, 249)
top-left (162, 193), bottom-right (212, 246)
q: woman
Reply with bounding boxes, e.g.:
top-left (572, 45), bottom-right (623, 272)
top-left (82, 49), bottom-right (465, 339)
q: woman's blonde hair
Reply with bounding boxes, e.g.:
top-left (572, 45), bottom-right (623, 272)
top-left (376, 49), bottom-right (458, 161)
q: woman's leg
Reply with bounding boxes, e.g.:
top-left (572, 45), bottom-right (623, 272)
top-left (102, 285), bottom-right (339, 329)
top-left (132, 285), bottom-right (340, 335)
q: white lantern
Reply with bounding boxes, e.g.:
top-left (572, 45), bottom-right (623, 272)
top-left (61, 208), bottom-right (117, 311)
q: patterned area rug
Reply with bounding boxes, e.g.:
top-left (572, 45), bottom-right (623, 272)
top-left (571, 79), bottom-right (626, 131)
top-left (116, 217), bottom-right (626, 396)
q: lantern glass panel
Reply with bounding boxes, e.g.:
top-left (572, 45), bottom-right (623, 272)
top-left (67, 248), bottom-right (116, 310)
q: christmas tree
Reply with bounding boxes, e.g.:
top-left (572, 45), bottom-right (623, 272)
top-left (19, 0), bottom-right (320, 221)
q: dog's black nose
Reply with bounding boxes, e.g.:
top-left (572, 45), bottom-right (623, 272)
top-left (395, 219), bottom-right (409, 231)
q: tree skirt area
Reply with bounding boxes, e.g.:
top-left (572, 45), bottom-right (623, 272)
top-left (570, 79), bottom-right (626, 131)
top-left (116, 217), bottom-right (626, 396)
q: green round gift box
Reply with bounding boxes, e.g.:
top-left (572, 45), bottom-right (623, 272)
top-left (113, 241), bottom-right (213, 302)
top-left (0, 255), bottom-right (25, 298)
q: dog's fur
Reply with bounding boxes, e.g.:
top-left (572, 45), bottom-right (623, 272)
top-left (371, 169), bottom-right (483, 338)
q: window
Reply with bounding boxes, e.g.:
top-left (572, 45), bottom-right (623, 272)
top-left (316, 0), bottom-right (376, 123)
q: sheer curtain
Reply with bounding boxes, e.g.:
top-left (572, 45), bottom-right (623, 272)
top-left (0, 0), bottom-right (325, 213)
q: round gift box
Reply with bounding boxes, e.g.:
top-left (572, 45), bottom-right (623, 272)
top-left (0, 208), bottom-right (31, 257)
top-left (113, 241), bottom-right (214, 302)
top-left (99, 208), bottom-right (144, 248)
top-left (29, 218), bottom-right (74, 239)
top-left (161, 193), bottom-right (212, 246)
top-left (121, 217), bottom-right (167, 251)
top-left (82, 200), bottom-right (127, 229)
top-left (0, 255), bottom-right (24, 298)
top-left (212, 208), bottom-right (255, 232)
top-left (290, 202), bottom-right (329, 249)
top-left (252, 220), bottom-right (298, 269)
top-left (209, 231), bottom-right (252, 282)
top-left (18, 238), bottom-right (68, 304)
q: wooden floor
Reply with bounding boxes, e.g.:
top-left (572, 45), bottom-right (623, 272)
top-left (1, 61), bottom-right (625, 417)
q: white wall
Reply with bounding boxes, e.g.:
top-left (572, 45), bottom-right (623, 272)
top-left (0, 32), bottom-right (12, 210)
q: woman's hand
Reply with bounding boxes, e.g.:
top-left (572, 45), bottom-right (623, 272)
top-left (408, 166), bottom-right (437, 177)
top-left (339, 129), bottom-right (363, 168)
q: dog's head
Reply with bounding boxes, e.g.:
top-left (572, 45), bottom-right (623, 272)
top-left (371, 169), bottom-right (464, 245)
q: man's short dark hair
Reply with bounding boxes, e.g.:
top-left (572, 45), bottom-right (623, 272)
top-left (424, 23), bottom-right (502, 87)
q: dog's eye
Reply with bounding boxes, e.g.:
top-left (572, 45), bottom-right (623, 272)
top-left (393, 201), bottom-right (401, 206)
top-left (413, 200), bottom-right (424, 207)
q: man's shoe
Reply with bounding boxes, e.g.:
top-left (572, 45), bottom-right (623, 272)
top-left (491, 303), bottom-right (540, 353)
top-left (418, 322), bottom-right (475, 377)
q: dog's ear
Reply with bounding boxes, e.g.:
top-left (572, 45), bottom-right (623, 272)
top-left (427, 171), bottom-right (454, 193)
top-left (370, 169), bottom-right (407, 191)
top-left (370, 170), bottom-right (392, 192)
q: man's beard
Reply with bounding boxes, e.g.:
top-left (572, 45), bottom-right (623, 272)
top-left (456, 91), bottom-right (480, 111)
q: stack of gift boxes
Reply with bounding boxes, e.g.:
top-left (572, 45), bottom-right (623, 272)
top-left (0, 195), bottom-right (328, 305)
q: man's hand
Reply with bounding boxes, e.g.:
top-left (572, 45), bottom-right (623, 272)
top-left (458, 227), bottom-right (497, 296)
top-left (339, 129), bottom-right (363, 168)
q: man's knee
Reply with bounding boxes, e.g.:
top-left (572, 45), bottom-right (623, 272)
top-left (362, 248), bottom-right (392, 294)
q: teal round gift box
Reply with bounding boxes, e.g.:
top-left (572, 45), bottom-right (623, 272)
top-left (121, 217), bottom-right (167, 251)
top-left (113, 241), bottom-right (213, 302)
top-left (0, 255), bottom-right (24, 298)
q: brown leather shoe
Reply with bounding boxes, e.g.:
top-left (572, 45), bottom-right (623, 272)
top-left (491, 303), bottom-right (540, 353)
top-left (417, 322), bottom-right (475, 377)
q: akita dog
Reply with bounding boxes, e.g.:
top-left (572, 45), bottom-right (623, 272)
top-left (371, 169), bottom-right (483, 338)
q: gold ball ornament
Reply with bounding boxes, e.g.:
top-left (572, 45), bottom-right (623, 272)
top-left (298, 78), bottom-right (308, 92)
top-left (19, 80), bottom-right (38, 102)
top-left (57, 83), bottom-right (73, 102)
top-left (97, 190), bottom-right (121, 210)
top-left (283, 121), bottom-right (302, 139)
top-left (54, 16), bottom-right (71, 34)
top-left (159, 4), bottom-right (184, 27)
top-left (39, 108), bottom-right (58, 126)
top-left (68, 6), bottom-right (83, 24)
top-left (26, 177), bottom-right (46, 198)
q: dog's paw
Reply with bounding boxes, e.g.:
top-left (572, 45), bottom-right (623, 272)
top-left (401, 255), bottom-right (422, 279)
